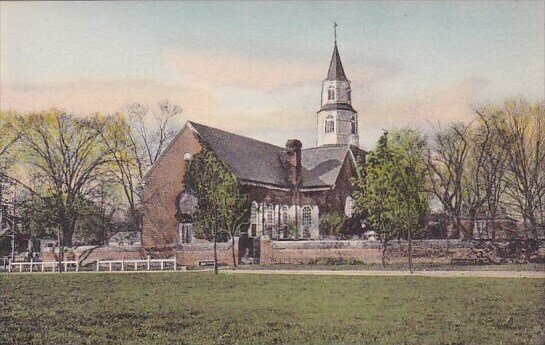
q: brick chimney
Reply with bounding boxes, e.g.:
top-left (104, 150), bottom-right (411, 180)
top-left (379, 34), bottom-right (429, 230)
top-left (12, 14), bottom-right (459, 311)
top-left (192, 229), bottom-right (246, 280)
top-left (285, 139), bottom-right (302, 186)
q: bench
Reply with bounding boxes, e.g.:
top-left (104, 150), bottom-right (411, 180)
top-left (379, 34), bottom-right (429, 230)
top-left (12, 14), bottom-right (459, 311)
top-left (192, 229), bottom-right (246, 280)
top-left (198, 260), bottom-right (216, 267)
top-left (451, 258), bottom-right (479, 265)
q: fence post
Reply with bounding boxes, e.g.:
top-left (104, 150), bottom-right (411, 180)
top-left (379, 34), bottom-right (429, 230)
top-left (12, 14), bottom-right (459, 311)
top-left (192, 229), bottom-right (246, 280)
top-left (41, 262), bottom-right (44, 272)
top-left (96, 259), bottom-right (100, 272)
top-left (76, 261), bottom-right (79, 272)
top-left (109, 262), bottom-right (112, 271)
top-left (64, 261), bottom-right (67, 272)
top-left (19, 263), bottom-right (22, 272)
top-left (160, 260), bottom-right (164, 271)
top-left (8, 259), bottom-right (11, 273)
top-left (173, 256), bottom-right (177, 271)
top-left (31, 258), bottom-right (34, 272)
top-left (121, 258), bottom-right (125, 271)
top-left (147, 256), bottom-right (150, 271)
top-left (134, 261), bottom-right (137, 271)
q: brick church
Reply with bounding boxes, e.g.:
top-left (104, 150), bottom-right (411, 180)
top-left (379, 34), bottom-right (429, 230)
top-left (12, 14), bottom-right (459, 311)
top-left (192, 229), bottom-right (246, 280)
top-left (142, 40), bottom-right (366, 247)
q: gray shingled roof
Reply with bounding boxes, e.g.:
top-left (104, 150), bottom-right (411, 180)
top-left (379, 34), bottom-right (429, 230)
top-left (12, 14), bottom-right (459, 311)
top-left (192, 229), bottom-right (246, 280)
top-left (189, 121), bottom-right (288, 187)
top-left (188, 121), bottom-right (352, 189)
top-left (318, 103), bottom-right (356, 113)
top-left (326, 43), bottom-right (348, 81)
top-left (301, 146), bottom-right (351, 187)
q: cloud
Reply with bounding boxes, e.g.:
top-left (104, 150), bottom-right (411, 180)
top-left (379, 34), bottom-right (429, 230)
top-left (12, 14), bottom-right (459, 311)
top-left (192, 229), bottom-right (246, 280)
top-left (163, 48), bottom-right (401, 92)
top-left (0, 79), bottom-right (217, 120)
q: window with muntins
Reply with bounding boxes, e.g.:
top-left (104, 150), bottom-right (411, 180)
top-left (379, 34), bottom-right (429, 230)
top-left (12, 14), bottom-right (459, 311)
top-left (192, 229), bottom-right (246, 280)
top-left (325, 115), bottom-right (335, 133)
top-left (328, 86), bottom-right (335, 100)
top-left (266, 205), bottom-right (274, 225)
top-left (351, 116), bottom-right (357, 135)
top-left (302, 206), bottom-right (312, 226)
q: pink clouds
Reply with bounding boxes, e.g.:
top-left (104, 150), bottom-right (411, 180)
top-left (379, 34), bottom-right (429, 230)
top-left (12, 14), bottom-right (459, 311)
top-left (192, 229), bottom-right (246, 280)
top-left (0, 79), bottom-right (217, 119)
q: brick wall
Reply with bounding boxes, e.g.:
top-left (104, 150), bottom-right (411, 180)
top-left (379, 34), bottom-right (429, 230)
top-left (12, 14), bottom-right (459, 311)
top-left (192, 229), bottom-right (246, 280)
top-left (260, 239), bottom-right (471, 265)
top-left (41, 239), bottom-right (239, 268)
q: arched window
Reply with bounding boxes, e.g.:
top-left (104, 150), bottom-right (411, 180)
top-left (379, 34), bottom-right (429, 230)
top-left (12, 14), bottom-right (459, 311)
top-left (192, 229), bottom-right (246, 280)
top-left (251, 202), bottom-right (258, 224)
top-left (325, 115), bottom-right (335, 133)
top-left (266, 205), bottom-right (274, 225)
top-left (328, 86), bottom-right (335, 100)
top-left (281, 205), bottom-right (288, 225)
top-left (345, 196), bottom-right (354, 218)
top-left (347, 87), bottom-right (351, 102)
top-left (351, 116), bottom-right (357, 135)
top-left (302, 206), bottom-right (312, 226)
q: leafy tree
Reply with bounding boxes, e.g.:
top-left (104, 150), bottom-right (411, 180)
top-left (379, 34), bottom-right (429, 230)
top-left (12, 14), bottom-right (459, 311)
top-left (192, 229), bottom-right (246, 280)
top-left (354, 129), bottom-right (429, 271)
top-left (8, 110), bottom-right (115, 271)
top-left (185, 149), bottom-right (249, 273)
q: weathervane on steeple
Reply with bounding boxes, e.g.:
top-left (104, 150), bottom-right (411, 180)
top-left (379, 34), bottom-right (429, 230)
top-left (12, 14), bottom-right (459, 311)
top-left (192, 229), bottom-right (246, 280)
top-left (334, 22), bottom-right (338, 44)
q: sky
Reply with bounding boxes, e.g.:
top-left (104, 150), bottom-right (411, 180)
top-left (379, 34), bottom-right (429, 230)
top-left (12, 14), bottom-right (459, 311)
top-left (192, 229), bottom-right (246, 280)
top-left (1, 1), bottom-right (544, 150)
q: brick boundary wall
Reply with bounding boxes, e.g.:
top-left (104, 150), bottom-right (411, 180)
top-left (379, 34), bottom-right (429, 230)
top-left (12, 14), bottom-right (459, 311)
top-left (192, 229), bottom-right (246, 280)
top-left (260, 239), bottom-right (545, 265)
top-left (41, 239), bottom-right (239, 267)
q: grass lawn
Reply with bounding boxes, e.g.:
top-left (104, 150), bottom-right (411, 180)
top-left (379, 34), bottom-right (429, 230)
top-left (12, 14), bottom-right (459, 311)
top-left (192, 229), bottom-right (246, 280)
top-left (1, 272), bottom-right (544, 345)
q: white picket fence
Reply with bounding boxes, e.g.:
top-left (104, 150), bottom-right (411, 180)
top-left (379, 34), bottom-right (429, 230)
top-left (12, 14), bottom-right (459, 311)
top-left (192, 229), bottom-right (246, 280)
top-left (8, 259), bottom-right (78, 272)
top-left (5, 256), bottom-right (178, 273)
top-left (96, 256), bottom-right (177, 272)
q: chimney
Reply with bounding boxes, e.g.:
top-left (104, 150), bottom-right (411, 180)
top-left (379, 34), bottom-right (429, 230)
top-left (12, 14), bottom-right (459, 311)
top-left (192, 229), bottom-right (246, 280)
top-left (285, 139), bottom-right (302, 186)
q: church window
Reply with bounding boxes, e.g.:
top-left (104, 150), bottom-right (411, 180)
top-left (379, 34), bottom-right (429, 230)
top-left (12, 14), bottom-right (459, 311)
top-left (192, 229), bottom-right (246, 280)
top-left (325, 115), bottom-right (335, 133)
top-left (328, 86), bottom-right (335, 100)
top-left (281, 205), bottom-right (288, 225)
top-left (251, 202), bottom-right (258, 223)
top-left (351, 116), bottom-right (357, 135)
top-left (345, 196), bottom-right (354, 218)
top-left (347, 87), bottom-right (351, 101)
top-left (302, 206), bottom-right (312, 226)
top-left (266, 205), bottom-right (274, 225)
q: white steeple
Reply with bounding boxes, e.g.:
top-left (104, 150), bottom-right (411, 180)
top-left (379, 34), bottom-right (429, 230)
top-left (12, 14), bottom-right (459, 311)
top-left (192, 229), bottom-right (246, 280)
top-left (316, 24), bottom-right (359, 147)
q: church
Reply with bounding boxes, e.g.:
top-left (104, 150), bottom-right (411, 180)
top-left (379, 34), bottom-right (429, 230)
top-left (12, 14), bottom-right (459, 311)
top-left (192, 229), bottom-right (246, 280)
top-left (141, 39), bottom-right (366, 247)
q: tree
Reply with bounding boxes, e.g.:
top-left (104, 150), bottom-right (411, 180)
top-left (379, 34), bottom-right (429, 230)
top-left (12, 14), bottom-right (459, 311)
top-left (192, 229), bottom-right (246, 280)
top-left (354, 129), bottom-right (428, 271)
top-left (462, 108), bottom-right (509, 239)
top-left (427, 123), bottom-right (471, 238)
top-left (185, 149), bottom-right (249, 273)
top-left (388, 129), bottom-right (429, 272)
top-left (98, 101), bottom-right (182, 233)
top-left (500, 100), bottom-right (545, 238)
top-left (10, 110), bottom-right (114, 271)
top-left (353, 132), bottom-right (399, 268)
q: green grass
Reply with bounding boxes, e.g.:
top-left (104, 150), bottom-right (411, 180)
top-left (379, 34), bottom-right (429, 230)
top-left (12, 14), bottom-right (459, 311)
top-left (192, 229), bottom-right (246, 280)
top-left (1, 272), bottom-right (544, 345)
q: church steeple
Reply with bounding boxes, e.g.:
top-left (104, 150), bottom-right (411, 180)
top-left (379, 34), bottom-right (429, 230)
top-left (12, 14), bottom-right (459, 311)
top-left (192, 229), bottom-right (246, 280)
top-left (326, 43), bottom-right (348, 81)
top-left (316, 23), bottom-right (359, 148)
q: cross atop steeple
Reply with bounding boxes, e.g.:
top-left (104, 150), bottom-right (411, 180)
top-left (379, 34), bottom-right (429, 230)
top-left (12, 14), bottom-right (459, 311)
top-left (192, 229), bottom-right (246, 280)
top-left (334, 22), bottom-right (338, 43)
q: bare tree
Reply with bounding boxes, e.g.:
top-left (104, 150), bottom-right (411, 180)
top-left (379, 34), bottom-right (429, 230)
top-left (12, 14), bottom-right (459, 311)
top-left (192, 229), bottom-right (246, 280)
top-left (98, 101), bottom-right (182, 232)
top-left (426, 122), bottom-right (471, 238)
top-left (462, 109), bottom-right (509, 238)
top-left (501, 100), bottom-right (545, 239)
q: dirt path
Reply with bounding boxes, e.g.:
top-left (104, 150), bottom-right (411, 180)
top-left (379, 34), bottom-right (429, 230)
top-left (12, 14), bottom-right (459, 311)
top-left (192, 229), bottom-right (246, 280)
top-left (226, 269), bottom-right (545, 278)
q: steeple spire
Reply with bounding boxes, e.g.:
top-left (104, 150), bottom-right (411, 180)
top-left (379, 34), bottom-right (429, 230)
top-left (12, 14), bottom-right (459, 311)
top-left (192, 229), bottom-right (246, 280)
top-left (334, 22), bottom-right (338, 44)
top-left (326, 42), bottom-right (347, 81)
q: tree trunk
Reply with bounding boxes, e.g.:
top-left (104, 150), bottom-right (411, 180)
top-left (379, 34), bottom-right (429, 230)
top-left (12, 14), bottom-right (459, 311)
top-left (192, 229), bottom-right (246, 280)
top-left (381, 239), bottom-right (388, 269)
top-left (213, 227), bottom-right (218, 275)
top-left (231, 235), bottom-right (237, 270)
top-left (408, 228), bottom-right (413, 274)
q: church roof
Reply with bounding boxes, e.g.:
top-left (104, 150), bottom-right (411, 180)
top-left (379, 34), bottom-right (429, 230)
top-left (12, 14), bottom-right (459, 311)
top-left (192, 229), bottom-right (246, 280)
top-left (326, 43), bottom-right (348, 81)
top-left (188, 121), bottom-right (288, 187)
top-left (301, 146), bottom-right (352, 187)
top-left (318, 103), bottom-right (356, 113)
top-left (187, 121), bottom-right (354, 189)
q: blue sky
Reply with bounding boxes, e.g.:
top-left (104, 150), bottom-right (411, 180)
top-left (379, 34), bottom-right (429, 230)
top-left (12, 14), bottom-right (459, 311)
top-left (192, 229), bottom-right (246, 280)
top-left (1, 1), bottom-right (543, 149)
